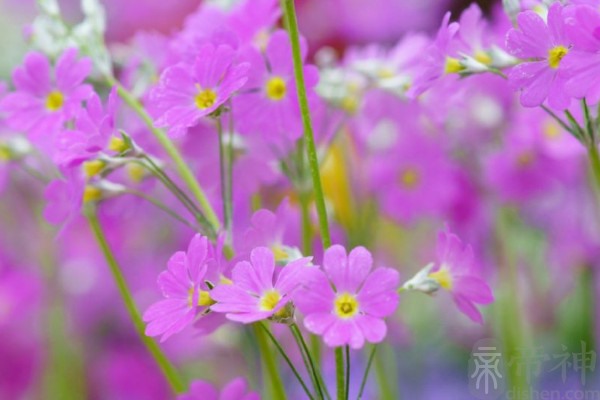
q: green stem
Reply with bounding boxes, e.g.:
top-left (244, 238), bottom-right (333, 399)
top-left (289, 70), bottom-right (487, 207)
top-left (256, 322), bottom-right (314, 400)
top-left (344, 345), bottom-right (350, 399)
top-left (280, 0), bottom-right (331, 249)
top-left (85, 207), bottom-right (186, 394)
top-left (280, 0), bottom-right (344, 397)
top-left (335, 347), bottom-right (346, 400)
top-left (587, 142), bottom-right (600, 191)
top-left (290, 323), bottom-right (327, 400)
top-left (109, 79), bottom-right (221, 232)
top-left (357, 346), bottom-right (377, 400)
top-left (252, 324), bottom-right (287, 400)
top-left (216, 118), bottom-right (233, 245)
top-left (124, 189), bottom-right (200, 231)
top-left (138, 156), bottom-right (215, 237)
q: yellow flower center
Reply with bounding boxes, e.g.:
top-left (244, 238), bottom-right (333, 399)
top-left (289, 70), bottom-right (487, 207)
top-left (108, 137), bottom-right (128, 153)
top-left (195, 89), bottom-right (217, 110)
top-left (83, 160), bottom-right (105, 179)
top-left (271, 244), bottom-right (288, 263)
top-left (82, 185), bottom-right (102, 203)
top-left (265, 76), bottom-right (287, 101)
top-left (334, 292), bottom-right (359, 319)
top-left (444, 57), bottom-right (465, 74)
top-left (548, 45), bottom-right (568, 69)
top-left (517, 151), bottom-right (535, 167)
top-left (127, 163), bottom-right (147, 183)
top-left (45, 90), bottom-right (64, 111)
top-left (428, 267), bottom-right (453, 290)
top-left (543, 120), bottom-right (561, 140)
top-left (0, 144), bottom-right (11, 161)
top-left (259, 289), bottom-right (282, 311)
top-left (474, 51), bottom-right (492, 65)
top-left (399, 168), bottom-right (420, 189)
top-left (187, 288), bottom-right (215, 307)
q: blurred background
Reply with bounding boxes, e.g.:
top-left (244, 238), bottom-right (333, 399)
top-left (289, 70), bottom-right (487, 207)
top-left (3, 1), bottom-right (600, 400)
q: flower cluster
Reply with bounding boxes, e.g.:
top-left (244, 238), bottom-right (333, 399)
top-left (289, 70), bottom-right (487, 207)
top-left (5, 0), bottom-right (600, 398)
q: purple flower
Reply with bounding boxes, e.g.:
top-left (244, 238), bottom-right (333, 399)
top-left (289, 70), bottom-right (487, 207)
top-left (150, 43), bottom-right (250, 137)
top-left (178, 377), bottom-right (259, 400)
top-left (506, 3), bottom-right (571, 109)
top-left (368, 132), bottom-right (457, 223)
top-left (0, 49), bottom-right (92, 139)
top-left (210, 247), bottom-right (312, 323)
top-left (562, 5), bottom-right (600, 103)
top-left (404, 229), bottom-right (493, 324)
top-left (143, 235), bottom-right (222, 342)
top-left (233, 30), bottom-right (319, 151)
top-left (240, 198), bottom-right (300, 262)
top-left (54, 88), bottom-right (119, 168)
top-left (295, 245), bottom-right (400, 349)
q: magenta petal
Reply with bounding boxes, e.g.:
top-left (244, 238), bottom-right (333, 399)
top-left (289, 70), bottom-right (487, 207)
top-left (347, 246), bottom-right (373, 292)
top-left (304, 313), bottom-right (337, 335)
top-left (249, 247), bottom-right (275, 289)
top-left (453, 276), bottom-right (494, 304)
top-left (453, 294), bottom-right (484, 324)
top-left (323, 245), bottom-right (348, 291)
top-left (356, 315), bottom-right (387, 344)
top-left (357, 267), bottom-right (400, 318)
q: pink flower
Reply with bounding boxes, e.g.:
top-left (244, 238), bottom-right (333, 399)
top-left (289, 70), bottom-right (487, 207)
top-left (295, 245), bottom-right (400, 349)
top-left (178, 377), bottom-right (259, 400)
top-left (506, 3), bottom-right (571, 109)
top-left (150, 43), bottom-right (250, 137)
top-left (562, 5), bottom-right (600, 103)
top-left (0, 49), bottom-right (92, 139)
top-left (210, 247), bottom-right (312, 323)
top-left (54, 88), bottom-right (119, 168)
top-left (143, 235), bottom-right (222, 342)
top-left (404, 230), bottom-right (493, 324)
top-left (368, 131), bottom-right (457, 223)
top-left (233, 30), bottom-right (319, 151)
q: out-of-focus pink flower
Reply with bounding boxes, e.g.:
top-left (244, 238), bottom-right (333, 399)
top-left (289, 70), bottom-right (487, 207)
top-left (178, 377), bottom-right (259, 400)
top-left (295, 245), bottom-right (399, 349)
top-left (506, 3), bottom-right (571, 109)
top-left (210, 247), bottom-right (312, 323)
top-left (151, 43), bottom-right (249, 138)
top-left (143, 235), bottom-right (224, 342)
top-left (563, 5), bottom-right (600, 103)
top-left (404, 229), bottom-right (493, 324)
top-left (54, 88), bottom-right (119, 168)
top-left (0, 49), bottom-right (92, 140)
top-left (368, 131), bottom-right (457, 223)
top-left (233, 30), bottom-right (319, 152)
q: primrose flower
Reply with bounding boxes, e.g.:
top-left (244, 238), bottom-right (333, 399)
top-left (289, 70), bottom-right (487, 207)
top-left (506, 3), bottom-right (571, 110)
top-left (403, 230), bottom-right (493, 324)
top-left (233, 30), bottom-right (319, 150)
top-left (143, 235), bottom-right (221, 342)
top-left (295, 245), bottom-right (400, 349)
top-left (210, 247), bottom-right (312, 323)
top-left (562, 5), bottom-right (600, 103)
top-left (178, 377), bottom-right (259, 400)
top-left (150, 43), bottom-right (250, 137)
top-left (0, 49), bottom-right (92, 139)
top-left (54, 88), bottom-right (118, 168)
top-left (241, 199), bottom-right (301, 264)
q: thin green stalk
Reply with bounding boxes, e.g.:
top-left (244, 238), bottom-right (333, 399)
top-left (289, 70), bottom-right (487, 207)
top-left (290, 323), bottom-right (327, 400)
top-left (280, 0), bottom-right (331, 249)
top-left (335, 347), bottom-right (346, 400)
top-left (138, 156), bottom-right (215, 237)
top-left (252, 324), bottom-right (287, 400)
top-left (588, 143), bottom-right (600, 191)
top-left (216, 118), bottom-right (233, 245)
top-left (357, 346), bottom-right (377, 400)
top-left (124, 189), bottom-right (199, 231)
top-left (226, 106), bottom-right (236, 245)
top-left (280, 1), bottom-right (344, 397)
top-left (109, 79), bottom-right (221, 232)
top-left (345, 345), bottom-right (350, 399)
top-left (256, 322), bottom-right (314, 400)
top-left (85, 207), bottom-right (186, 394)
